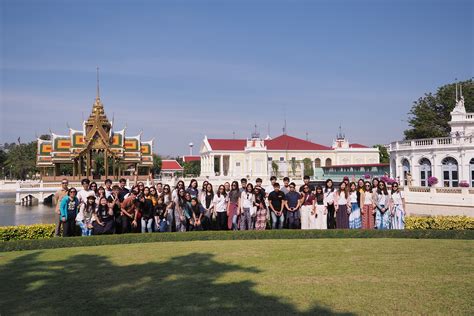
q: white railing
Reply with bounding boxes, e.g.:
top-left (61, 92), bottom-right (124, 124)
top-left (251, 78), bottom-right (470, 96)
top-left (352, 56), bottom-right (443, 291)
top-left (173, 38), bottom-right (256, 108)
top-left (390, 135), bottom-right (473, 151)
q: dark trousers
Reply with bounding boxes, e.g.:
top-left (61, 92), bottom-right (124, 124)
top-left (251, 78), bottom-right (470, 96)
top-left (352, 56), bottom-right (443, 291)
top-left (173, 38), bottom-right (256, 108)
top-left (287, 210), bottom-right (300, 229)
top-left (62, 218), bottom-right (76, 237)
top-left (121, 215), bottom-right (131, 233)
top-left (216, 212), bottom-right (227, 230)
top-left (327, 204), bottom-right (336, 229)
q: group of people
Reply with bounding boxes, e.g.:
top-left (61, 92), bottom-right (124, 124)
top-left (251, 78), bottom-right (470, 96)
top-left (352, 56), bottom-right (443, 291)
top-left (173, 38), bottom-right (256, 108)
top-left (53, 175), bottom-right (406, 237)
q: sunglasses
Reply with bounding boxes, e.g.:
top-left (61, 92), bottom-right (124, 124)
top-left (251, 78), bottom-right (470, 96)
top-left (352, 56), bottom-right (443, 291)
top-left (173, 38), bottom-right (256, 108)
top-left (62, 182), bottom-right (68, 185)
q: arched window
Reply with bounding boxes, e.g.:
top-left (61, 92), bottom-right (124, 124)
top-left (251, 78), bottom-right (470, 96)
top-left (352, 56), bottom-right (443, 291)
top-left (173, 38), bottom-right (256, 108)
top-left (315, 158), bottom-right (321, 168)
top-left (442, 157), bottom-right (458, 187)
top-left (401, 158), bottom-right (411, 186)
top-left (419, 158), bottom-right (432, 187)
top-left (470, 158), bottom-right (474, 187)
top-left (325, 158), bottom-right (332, 167)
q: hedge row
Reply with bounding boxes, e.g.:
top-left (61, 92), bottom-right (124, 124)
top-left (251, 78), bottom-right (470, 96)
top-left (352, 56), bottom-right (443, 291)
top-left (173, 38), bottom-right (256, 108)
top-left (1, 229), bottom-right (473, 252)
top-left (405, 216), bottom-right (474, 230)
top-left (0, 224), bottom-right (55, 242)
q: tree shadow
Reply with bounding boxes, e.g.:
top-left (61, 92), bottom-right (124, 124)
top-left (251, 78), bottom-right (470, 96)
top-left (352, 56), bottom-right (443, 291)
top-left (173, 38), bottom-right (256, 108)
top-left (0, 251), bottom-right (353, 315)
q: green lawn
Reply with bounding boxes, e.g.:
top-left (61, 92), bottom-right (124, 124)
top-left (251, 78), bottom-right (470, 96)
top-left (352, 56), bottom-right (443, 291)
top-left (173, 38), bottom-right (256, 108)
top-left (0, 239), bottom-right (472, 315)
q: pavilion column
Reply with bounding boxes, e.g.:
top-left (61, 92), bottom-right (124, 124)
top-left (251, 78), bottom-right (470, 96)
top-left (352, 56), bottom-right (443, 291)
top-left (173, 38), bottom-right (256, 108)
top-left (87, 150), bottom-right (91, 178)
top-left (104, 152), bottom-right (109, 179)
top-left (219, 155), bottom-right (224, 176)
top-left (73, 160), bottom-right (76, 177)
top-left (78, 157), bottom-right (82, 179)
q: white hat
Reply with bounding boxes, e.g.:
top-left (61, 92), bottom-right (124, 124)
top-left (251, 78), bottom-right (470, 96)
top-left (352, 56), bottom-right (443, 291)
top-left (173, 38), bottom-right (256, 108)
top-left (87, 192), bottom-right (96, 199)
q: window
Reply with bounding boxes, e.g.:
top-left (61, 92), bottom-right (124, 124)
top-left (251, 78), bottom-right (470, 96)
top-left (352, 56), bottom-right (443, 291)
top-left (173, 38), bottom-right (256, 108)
top-left (236, 162), bottom-right (240, 167)
top-left (325, 158), bottom-right (332, 167)
top-left (419, 158), bottom-right (432, 187)
top-left (470, 158), bottom-right (474, 187)
top-left (280, 157), bottom-right (284, 161)
top-left (314, 158), bottom-right (321, 168)
top-left (442, 157), bottom-right (458, 187)
top-left (267, 157), bottom-right (273, 161)
top-left (402, 158), bottom-right (411, 186)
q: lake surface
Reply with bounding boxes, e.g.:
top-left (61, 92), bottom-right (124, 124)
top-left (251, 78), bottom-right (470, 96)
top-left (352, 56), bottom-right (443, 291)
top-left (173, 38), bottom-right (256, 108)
top-left (0, 192), bottom-right (55, 226)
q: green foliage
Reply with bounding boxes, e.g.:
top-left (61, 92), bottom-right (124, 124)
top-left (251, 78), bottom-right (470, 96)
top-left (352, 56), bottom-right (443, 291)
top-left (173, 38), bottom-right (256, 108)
top-left (151, 154), bottom-right (162, 176)
top-left (405, 216), bottom-right (474, 230)
top-left (373, 144), bottom-right (389, 163)
top-left (271, 161), bottom-right (279, 176)
top-left (183, 160), bottom-right (200, 176)
top-left (302, 158), bottom-right (314, 177)
top-left (3, 142), bottom-right (38, 180)
top-left (0, 224), bottom-right (55, 242)
top-left (290, 158), bottom-right (297, 176)
top-left (404, 79), bottom-right (474, 140)
top-left (1, 226), bottom-right (472, 252)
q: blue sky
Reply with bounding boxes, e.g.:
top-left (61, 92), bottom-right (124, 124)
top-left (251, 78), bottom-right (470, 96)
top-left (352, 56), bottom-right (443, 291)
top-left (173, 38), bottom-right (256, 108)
top-left (1, 0), bottom-right (472, 156)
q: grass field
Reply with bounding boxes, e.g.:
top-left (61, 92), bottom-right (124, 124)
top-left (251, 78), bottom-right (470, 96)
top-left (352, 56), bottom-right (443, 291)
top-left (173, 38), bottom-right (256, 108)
top-left (1, 239), bottom-right (473, 315)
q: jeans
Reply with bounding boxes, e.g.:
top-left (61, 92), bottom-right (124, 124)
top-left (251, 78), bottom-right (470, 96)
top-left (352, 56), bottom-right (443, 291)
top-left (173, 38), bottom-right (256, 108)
top-left (271, 212), bottom-right (285, 229)
top-left (77, 221), bottom-right (92, 236)
top-left (141, 218), bottom-right (154, 233)
top-left (232, 215), bottom-right (239, 230)
top-left (287, 209), bottom-right (300, 229)
top-left (240, 208), bottom-right (252, 230)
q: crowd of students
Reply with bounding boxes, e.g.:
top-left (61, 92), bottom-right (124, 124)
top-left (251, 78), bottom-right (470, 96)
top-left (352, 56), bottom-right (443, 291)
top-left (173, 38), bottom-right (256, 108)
top-left (53, 175), bottom-right (406, 237)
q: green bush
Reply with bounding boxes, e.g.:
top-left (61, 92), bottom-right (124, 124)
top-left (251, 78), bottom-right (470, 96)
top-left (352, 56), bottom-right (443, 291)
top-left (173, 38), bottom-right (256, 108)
top-left (405, 216), bottom-right (474, 230)
top-left (1, 229), bottom-right (473, 252)
top-left (0, 224), bottom-right (55, 242)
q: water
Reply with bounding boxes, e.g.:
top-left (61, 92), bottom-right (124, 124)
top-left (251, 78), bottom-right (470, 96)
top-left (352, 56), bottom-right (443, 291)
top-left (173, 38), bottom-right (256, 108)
top-left (0, 192), bottom-right (55, 226)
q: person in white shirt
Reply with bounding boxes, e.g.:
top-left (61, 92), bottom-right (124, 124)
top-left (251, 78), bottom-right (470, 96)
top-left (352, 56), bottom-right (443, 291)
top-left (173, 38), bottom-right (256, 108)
top-left (213, 185), bottom-right (229, 230)
top-left (390, 182), bottom-right (406, 229)
top-left (240, 183), bottom-right (255, 230)
top-left (77, 178), bottom-right (92, 205)
top-left (324, 179), bottom-right (336, 229)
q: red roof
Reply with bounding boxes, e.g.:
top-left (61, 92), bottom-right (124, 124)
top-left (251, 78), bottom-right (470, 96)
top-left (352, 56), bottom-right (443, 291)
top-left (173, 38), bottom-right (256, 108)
top-left (207, 134), bottom-right (331, 151)
top-left (207, 139), bottom-right (247, 151)
top-left (265, 134), bottom-right (331, 150)
top-left (349, 143), bottom-right (369, 148)
top-left (183, 155), bottom-right (201, 163)
top-left (161, 160), bottom-right (183, 171)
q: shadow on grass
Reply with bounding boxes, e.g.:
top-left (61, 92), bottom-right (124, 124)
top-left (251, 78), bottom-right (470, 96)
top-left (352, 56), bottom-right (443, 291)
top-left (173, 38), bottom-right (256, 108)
top-left (0, 251), bottom-right (353, 315)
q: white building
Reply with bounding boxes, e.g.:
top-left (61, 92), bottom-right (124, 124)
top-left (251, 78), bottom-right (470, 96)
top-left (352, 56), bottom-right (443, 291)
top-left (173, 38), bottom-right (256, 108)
top-left (200, 131), bottom-right (380, 180)
top-left (389, 85), bottom-right (474, 188)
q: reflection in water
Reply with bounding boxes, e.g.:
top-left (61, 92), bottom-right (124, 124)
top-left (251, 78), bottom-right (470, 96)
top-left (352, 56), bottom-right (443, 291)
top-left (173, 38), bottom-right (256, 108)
top-left (0, 192), bottom-right (55, 226)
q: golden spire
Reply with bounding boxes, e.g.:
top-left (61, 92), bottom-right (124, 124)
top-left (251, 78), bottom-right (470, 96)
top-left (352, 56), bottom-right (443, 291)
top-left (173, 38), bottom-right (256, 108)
top-left (96, 66), bottom-right (100, 100)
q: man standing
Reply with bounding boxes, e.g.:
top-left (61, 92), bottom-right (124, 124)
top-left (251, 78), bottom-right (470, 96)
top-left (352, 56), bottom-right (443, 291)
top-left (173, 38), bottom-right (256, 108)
top-left (118, 178), bottom-right (130, 202)
top-left (266, 176), bottom-right (277, 196)
top-left (299, 175), bottom-right (315, 193)
top-left (77, 178), bottom-right (91, 205)
top-left (240, 178), bottom-right (248, 194)
top-left (53, 179), bottom-right (69, 237)
top-left (281, 177), bottom-right (290, 194)
top-left (285, 182), bottom-right (302, 229)
top-left (104, 178), bottom-right (113, 198)
top-left (268, 182), bottom-right (286, 229)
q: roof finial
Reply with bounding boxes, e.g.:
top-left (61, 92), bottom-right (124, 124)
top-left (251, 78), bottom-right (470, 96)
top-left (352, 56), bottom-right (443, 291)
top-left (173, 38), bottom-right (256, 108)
top-left (96, 66), bottom-right (100, 100)
top-left (460, 83), bottom-right (463, 99)
top-left (455, 78), bottom-right (458, 102)
top-left (283, 111), bottom-right (287, 135)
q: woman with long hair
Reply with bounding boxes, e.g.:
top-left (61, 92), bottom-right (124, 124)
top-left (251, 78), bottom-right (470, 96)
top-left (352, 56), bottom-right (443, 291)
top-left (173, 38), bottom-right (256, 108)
top-left (213, 184), bottom-right (228, 230)
top-left (324, 179), bottom-right (336, 229)
top-left (161, 184), bottom-right (174, 232)
top-left (227, 181), bottom-right (240, 230)
top-left (154, 195), bottom-right (168, 232)
top-left (335, 182), bottom-right (350, 229)
top-left (314, 186), bottom-right (327, 229)
top-left (175, 188), bottom-right (187, 232)
top-left (202, 183), bottom-right (214, 230)
top-left (199, 180), bottom-right (209, 204)
top-left (96, 186), bottom-right (106, 199)
top-left (375, 181), bottom-right (390, 229)
top-left (390, 182), bottom-right (406, 229)
top-left (93, 196), bottom-right (115, 235)
top-left (300, 184), bottom-right (316, 230)
top-left (360, 181), bottom-right (375, 229)
top-left (148, 186), bottom-right (158, 206)
top-left (240, 183), bottom-right (255, 230)
top-left (187, 179), bottom-right (199, 199)
top-left (89, 182), bottom-right (98, 196)
top-left (348, 182), bottom-right (362, 229)
top-left (254, 186), bottom-right (267, 230)
top-left (76, 192), bottom-right (97, 236)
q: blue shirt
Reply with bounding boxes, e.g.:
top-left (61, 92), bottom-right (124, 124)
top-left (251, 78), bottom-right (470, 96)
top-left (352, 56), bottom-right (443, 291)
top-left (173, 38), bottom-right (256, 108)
top-left (286, 191), bottom-right (300, 209)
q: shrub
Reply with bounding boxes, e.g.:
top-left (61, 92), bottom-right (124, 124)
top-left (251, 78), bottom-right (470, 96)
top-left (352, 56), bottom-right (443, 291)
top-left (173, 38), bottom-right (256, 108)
top-left (0, 224), bottom-right (55, 242)
top-left (405, 216), bottom-right (474, 230)
top-left (428, 176), bottom-right (438, 186)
